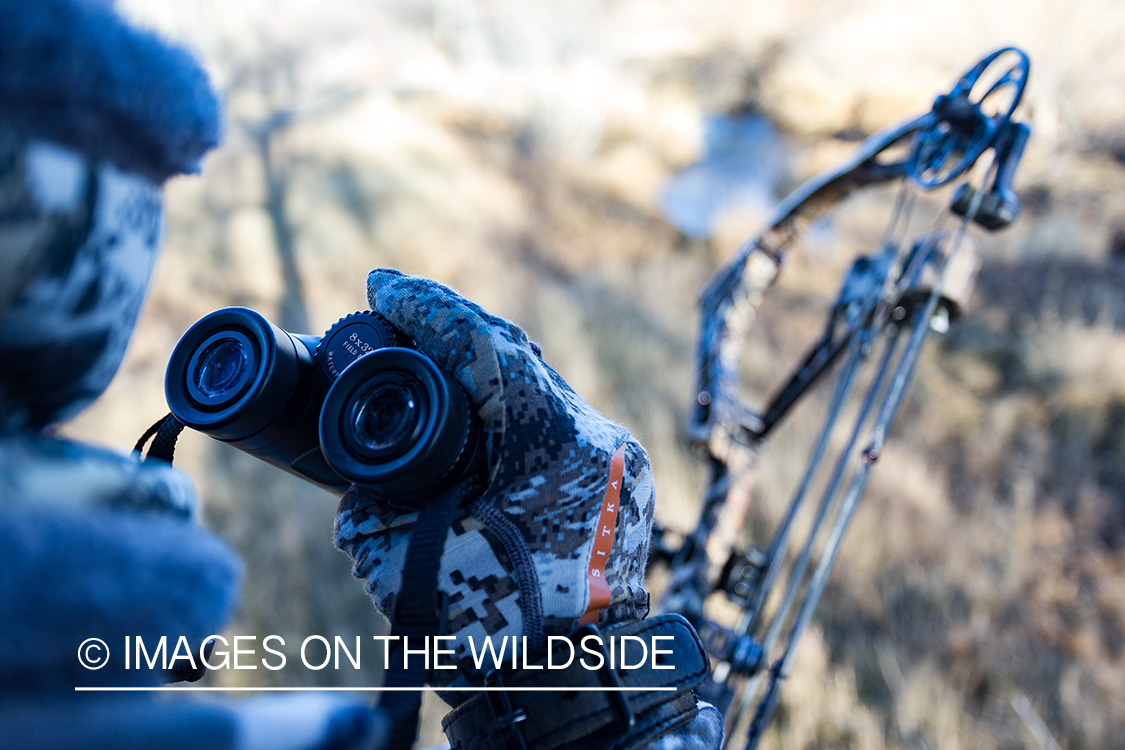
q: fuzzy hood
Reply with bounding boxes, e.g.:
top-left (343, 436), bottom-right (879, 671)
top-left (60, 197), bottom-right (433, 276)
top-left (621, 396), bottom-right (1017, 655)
top-left (0, 0), bottom-right (221, 182)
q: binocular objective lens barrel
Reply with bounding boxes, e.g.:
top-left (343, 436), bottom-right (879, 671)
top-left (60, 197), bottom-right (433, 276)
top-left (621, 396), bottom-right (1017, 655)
top-left (166, 307), bottom-right (347, 490)
top-left (319, 348), bottom-right (484, 507)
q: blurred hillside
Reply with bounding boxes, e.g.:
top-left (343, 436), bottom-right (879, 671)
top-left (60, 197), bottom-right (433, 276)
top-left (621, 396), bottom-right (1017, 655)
top-left (63, 1), bottom-right (1125, 748)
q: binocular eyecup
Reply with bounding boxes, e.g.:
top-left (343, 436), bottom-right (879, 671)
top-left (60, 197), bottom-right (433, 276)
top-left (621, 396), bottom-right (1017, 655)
top-left (165, 307), bottom-right (484, 507)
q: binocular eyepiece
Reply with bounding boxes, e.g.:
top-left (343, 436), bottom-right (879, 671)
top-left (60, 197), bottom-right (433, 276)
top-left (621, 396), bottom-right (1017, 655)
top-left (165, 308), bottom-right (485, 507)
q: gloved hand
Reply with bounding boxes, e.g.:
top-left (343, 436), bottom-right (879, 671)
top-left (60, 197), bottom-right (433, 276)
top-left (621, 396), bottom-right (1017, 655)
top-left (334, 269), bottom-right (655, 679)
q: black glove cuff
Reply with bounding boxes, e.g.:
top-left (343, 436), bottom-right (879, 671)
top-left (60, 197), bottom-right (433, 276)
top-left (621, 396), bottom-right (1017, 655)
top-left (441, 614), bottom-right (708, 750)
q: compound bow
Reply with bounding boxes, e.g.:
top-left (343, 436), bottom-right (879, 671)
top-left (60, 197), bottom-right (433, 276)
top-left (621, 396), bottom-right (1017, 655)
top-left (648, 47), bottom-right (1032, 748)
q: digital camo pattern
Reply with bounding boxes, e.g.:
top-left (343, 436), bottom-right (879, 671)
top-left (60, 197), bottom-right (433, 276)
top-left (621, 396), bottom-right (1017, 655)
top-left (0, 430), bottom-right (241, 695)
top-left (0, 432), bottom-right (197, 518)
top-left (336, 499), bottom-right (524, 651)
top-left (643, 701), bottom-right (724, 750)
top-left (335, 269), bottom-right (656, 678)
top-left (0, 127), bottom-right (163, 429)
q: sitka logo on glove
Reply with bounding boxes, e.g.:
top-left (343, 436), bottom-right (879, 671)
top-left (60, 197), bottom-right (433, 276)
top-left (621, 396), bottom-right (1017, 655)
top-left (580, 443), bottom-right (627, 626)
top-left (334, 269), bottom-right (656, 686)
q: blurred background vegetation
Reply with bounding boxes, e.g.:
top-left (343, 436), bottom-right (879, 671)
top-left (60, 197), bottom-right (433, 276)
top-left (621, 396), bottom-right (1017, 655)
top-left (62, 1), bottom-right (1124, 748)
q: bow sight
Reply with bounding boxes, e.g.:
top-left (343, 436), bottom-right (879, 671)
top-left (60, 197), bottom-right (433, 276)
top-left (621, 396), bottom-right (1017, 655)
top-left (648, 47), bottom-right (1031, 748)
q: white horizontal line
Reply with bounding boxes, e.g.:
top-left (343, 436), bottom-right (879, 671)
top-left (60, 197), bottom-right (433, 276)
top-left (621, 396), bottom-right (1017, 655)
top-left (75, 686), bottom-right (676, 693)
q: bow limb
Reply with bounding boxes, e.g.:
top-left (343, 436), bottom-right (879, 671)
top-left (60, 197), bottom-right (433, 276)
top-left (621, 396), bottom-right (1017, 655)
top-left (687, 113), bottom-right (934, 449)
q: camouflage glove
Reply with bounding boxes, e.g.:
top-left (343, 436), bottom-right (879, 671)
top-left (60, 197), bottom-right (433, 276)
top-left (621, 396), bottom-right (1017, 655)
top-left (334, 269), bottom-right (655, 680)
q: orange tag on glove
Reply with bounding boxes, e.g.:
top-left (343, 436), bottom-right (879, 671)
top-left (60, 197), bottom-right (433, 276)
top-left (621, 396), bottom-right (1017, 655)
top-left (579, 443), bottom-right (626, 626)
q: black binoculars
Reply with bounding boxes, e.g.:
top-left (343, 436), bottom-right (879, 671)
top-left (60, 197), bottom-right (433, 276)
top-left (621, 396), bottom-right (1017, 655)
top-left (165, 308), bottom-right (484, 507)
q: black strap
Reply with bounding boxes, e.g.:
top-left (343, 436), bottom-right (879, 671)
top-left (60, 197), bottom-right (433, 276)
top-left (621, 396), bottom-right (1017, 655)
top-left (379, 483), bottom-right (466, 750)
top-left (134, 413), bottom-right (186, 464)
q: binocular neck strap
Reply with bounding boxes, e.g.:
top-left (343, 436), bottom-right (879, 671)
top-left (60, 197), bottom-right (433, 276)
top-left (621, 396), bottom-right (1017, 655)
top-left (379, 482), bottom-right (466, 750)
top-left (134, 413), bottom-right (186, 464)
